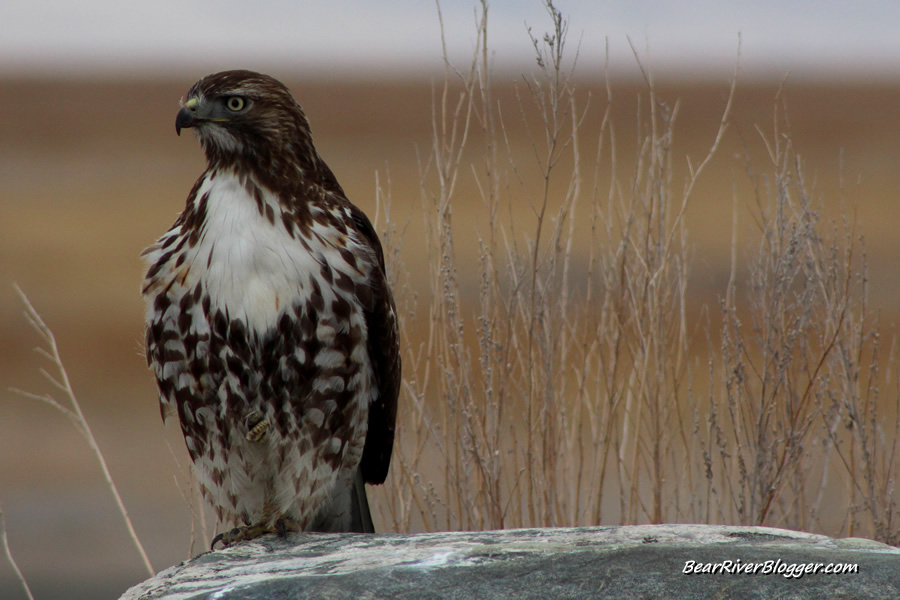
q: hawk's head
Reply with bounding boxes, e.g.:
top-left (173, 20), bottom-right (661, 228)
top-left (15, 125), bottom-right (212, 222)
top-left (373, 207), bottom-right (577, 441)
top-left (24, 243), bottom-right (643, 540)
top-left (176, 70), bottom-right (324, 185)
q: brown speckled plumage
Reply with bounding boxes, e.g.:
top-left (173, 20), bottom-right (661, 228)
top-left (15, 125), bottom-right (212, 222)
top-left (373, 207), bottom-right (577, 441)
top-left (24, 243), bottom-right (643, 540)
top-left (142, 70), bottom-right (399, 544)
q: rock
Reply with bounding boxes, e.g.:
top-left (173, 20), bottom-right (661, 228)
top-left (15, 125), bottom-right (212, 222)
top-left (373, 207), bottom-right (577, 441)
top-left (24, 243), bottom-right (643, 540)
top-left (120, 525), bottom-right (900, 599)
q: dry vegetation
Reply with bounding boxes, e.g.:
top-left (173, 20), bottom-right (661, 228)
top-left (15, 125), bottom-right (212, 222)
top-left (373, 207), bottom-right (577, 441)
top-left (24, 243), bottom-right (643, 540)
top-left (374, 0), bottom-right (898, 544)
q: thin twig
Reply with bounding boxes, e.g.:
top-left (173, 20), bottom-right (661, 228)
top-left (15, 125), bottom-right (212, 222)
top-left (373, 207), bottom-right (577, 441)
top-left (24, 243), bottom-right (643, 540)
top-left (0, 502), bottom-right (34, 600)
top-left (10, 283), bottom-right (155, 577)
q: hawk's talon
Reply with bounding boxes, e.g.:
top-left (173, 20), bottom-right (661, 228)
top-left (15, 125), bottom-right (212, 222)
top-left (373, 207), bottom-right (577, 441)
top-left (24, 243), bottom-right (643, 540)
top-left (211, 522), bottom-right (287, 549)
top-left (210, 527), bottom-right (243, 550)
top-left (211, 532), bottom-right (225, 550)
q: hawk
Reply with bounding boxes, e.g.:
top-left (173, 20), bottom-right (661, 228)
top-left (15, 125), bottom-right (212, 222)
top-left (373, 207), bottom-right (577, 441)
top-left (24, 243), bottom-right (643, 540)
top-left (142, 70), bottom-right (400, 547)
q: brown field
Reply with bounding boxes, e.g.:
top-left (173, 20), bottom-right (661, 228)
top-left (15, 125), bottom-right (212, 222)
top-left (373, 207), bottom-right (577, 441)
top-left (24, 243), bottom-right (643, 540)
top-left (2, 73), bottom-right (900, 597)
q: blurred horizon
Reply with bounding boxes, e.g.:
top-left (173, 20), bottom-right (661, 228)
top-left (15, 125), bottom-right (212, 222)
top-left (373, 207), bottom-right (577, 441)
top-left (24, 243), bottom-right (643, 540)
top-left (3, 0), bottom-right (900, 81)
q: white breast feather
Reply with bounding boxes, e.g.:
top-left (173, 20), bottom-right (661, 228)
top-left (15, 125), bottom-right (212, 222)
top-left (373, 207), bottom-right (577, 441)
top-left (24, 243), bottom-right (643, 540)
top-left (167, 172), bottom-right (356, 334)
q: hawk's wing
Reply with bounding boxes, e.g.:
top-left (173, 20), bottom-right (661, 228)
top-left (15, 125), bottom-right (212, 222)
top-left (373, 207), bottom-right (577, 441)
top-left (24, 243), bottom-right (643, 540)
top-left (349, 205), bottom-right (400, 485)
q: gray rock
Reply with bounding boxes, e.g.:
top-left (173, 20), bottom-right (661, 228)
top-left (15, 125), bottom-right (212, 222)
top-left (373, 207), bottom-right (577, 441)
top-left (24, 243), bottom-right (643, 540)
top-left (120, 525), bottom-right (900, 599)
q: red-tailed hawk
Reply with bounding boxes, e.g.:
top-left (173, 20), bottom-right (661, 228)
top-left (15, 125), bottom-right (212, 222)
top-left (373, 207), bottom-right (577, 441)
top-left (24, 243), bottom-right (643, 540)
top-left (142, 70), bottom-right (400, 547)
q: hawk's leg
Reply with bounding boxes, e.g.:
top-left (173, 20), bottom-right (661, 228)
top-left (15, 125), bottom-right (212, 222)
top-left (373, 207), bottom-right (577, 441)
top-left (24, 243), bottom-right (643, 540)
top-left (211, 524), bottom-right (270, 549)
top-left (210, 517), bottom-right (301, 549)
top-left (274, 517), bottom-right (288, 538)
top-left (275, 516), bottom-right (300, 537)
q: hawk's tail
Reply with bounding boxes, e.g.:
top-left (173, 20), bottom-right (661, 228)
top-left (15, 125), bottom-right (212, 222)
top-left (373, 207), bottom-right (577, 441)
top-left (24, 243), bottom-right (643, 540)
top-left (350, 467), bottom-right (375, 533)
top-left (310, 467), bottom-right (375, 533)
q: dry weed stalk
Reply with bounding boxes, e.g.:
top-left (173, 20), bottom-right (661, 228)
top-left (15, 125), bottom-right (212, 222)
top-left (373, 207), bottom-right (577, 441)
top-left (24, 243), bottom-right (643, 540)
top-left (698, 92), bottom-right (897, 539)
top-left (164, 439), bottom-right (209, 556)
top-left (377, 0), bottom-right (741, 531)
top-left (9, 284), bottom-right (155, 576)
top-left (374, 0), bottom-right (897, 545)
top-left (1, 502), bottom-right (34, 600)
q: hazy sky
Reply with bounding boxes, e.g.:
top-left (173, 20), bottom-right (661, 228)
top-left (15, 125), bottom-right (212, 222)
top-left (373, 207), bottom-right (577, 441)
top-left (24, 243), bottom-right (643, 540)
top-left (3, 0), bottom-right (900, 79)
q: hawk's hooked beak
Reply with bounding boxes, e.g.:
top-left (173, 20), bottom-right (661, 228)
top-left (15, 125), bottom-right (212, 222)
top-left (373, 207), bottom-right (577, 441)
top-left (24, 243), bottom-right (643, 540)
top-left (175, 97), bottom-right (200, 136)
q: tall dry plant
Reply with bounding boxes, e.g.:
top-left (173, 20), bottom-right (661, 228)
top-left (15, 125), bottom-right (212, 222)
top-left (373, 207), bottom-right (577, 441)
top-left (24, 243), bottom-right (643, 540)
top-left (703, 93), bottom-right (899, 540)
top-left (8, 285), bottom-right (156, 578)
top-left (377, 0), bottom-right (738, 531)
top-left (374, 0), bottom-right (898, 545)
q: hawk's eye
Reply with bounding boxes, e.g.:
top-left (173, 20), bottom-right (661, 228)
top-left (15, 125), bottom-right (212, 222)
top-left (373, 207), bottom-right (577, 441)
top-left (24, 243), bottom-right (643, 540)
top-left (225, 96), bottom-right (246, 112)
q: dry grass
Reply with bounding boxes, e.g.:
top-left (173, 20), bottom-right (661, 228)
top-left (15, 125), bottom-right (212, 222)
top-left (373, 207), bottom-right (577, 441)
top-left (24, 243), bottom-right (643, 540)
top-left (705, 95), bottom-right (898, 543)
top-left (8, 285), bottom-right (156, 576)
top-left (1, 501), bottom-right (33, 600)
top-left (373, 0), bottom-right (898, 544)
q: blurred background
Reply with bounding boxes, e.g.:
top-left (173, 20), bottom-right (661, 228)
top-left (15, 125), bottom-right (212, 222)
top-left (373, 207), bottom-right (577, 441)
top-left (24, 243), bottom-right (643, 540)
top-left (2, 1), bottom-right (900, 598)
